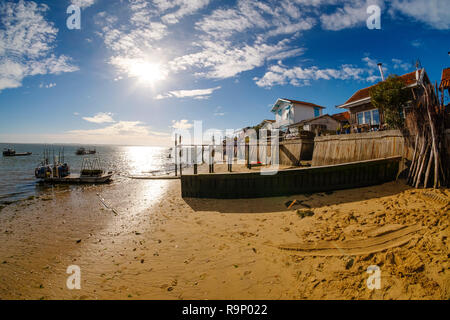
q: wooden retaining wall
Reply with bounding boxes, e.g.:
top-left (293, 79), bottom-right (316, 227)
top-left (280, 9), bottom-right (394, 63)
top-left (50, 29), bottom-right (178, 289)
top-left (181, 157), bottom-right (401, 199)
top-left (312, 130), bottom-right (413, 167)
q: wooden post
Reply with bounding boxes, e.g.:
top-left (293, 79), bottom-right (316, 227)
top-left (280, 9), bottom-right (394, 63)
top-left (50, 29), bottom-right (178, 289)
top-left (174, 134), bottom-right (178, 177)
top-left (246, 142), bottom-right (251, 169)
top-left (244, 140), bottom-right (249, 169)
top-left (209, 136), bottom-right (215, 173)
top-left (202, 146), bottom-right (204, 164)
top-left (194, 145), bottom-right (198, 175)
top-left (179, 135), bottom-right (182, 176)
top-left (209, 144), bottom-right (212, 173)
top-left (227, 138), bottom-right (232, 172)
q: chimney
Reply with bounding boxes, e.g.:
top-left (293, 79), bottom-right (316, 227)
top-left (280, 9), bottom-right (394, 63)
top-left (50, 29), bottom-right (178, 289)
top-left (377, 63), bottom-right (385, 81)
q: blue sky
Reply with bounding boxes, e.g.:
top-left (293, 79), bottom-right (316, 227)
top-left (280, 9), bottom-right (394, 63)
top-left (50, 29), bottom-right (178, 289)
top-left (0, 0), bottom-right (449, 146)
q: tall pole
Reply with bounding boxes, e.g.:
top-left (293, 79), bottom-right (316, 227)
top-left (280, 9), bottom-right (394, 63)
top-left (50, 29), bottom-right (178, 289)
top-left (179, 135), bottom-right (182, 176)
top-left (174, 134), bottom-right (178, 177)
top-left (246, 140), bottom-right (250, 169)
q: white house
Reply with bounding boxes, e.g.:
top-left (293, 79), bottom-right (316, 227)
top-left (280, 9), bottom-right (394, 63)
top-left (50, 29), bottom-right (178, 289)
top-left (271, 98), bottom-right (325, 130)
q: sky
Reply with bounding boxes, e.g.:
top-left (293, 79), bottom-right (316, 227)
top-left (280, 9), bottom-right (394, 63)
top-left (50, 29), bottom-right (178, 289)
top-left (0, 0), bottom-right (449, 146)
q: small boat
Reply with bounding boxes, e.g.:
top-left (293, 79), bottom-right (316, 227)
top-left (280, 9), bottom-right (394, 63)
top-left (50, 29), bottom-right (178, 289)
top-left (3, 148), bottom-right (32, 157)
top-left (75, 147), bottom-right (96, 155)
top-left (77, 158), bottom-right (113, 183)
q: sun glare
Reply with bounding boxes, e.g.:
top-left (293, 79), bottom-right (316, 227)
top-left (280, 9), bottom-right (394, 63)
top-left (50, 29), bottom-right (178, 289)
top-left (128, 61), bottom-right (167, 86)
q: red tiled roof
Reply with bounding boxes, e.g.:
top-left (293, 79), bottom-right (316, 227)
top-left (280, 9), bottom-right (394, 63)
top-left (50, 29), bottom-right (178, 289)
top-left (282, 99), bottom-right (325, 109)
top-left (331, 112), bottom-right (350, 122)
top-left (440, 68), bottom-right (450, 89)
top-left (341, 70), bottom-right (422, 107)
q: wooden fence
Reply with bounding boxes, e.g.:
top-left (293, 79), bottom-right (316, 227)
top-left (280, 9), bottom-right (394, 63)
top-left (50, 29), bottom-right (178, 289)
top-left (312, 130), bottom-right (413, 167)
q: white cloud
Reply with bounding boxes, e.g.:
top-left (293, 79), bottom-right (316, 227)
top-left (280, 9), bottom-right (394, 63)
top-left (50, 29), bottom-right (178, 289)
top-left (0, 1), bottom-right (78, 92)
top-left (254, 62), bottom-right (367, 87)
top-left (71, 121), bottom-right (155, 136)
top-left (267, 20), bottom-right (316, 37)
top-left (71, 0), bottom-right (95, 9)
top-left (214, 106), bottom-right (225, 116)
top-left (157, 0), bottom-right (211, 24)
top-left (195, 5), bottom-right (267, 39)
top-left (390, 0), bottom-right (450, 30)
top-left (319, 0), bottom-right (449, 31)
top-left (171, 39), bottom-right (305, 79)
top-left (254, 54), bottom-right (414, 88)
top-left (39, 82), bottom-right (56, 89)
top-left (391, 58), bottom-right (411, 71)
top-left (156, 86), bottom-right (221, 100)
top-left (320, 0), bottom-right (384, 31)
top-left (73, 112), bottom-right (80, 116)
top-left (362, 56), bottom-right (378, 69)
top-left (66, 121), bottom-right (170, 146)
top-left (171, 119), bottom-right (193, 129)
top-left (82, 112), bottom-right (115, 124)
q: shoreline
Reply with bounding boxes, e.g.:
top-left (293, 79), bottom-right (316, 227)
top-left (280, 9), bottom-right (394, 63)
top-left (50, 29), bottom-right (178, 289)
top-left (0, 178), bottom-right (448, 300)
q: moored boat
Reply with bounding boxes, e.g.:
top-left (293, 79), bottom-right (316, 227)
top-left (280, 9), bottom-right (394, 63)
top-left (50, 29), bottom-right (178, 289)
top-left (35, 152), bottom-right (112, 184)
top-left (76, 147), bottom-right (96, 155)
top-left (3, 148), bottom-right (32, 157)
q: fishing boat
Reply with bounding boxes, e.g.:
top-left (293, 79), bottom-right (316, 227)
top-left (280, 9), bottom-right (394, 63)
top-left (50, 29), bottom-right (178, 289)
top-left (75, 147), bottom-right (96, 155)
top-left (3, 148), bottom-right (32, 157)
top-left (35, 149), bottom-right (112, 184)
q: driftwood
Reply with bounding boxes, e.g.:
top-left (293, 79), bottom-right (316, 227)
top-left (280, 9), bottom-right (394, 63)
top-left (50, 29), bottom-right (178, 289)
top-left (407, 133), bottom-right (419, 183)
top-left (406, 81), bottom-right (448, 188)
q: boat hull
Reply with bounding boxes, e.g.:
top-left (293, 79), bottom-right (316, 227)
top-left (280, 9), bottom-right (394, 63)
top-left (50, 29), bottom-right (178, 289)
top-left (38, 174), bottom-right (113, 184)
top-left (3, 152), bottom-right (32, 157)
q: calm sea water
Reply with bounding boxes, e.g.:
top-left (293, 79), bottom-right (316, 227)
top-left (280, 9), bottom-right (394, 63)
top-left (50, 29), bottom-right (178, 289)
top-left (0, 144), bottom-right (173, 204)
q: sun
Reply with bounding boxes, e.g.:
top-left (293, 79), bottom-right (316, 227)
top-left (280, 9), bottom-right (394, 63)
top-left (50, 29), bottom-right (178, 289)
top-left (128, 61), bottom-right (167, 86)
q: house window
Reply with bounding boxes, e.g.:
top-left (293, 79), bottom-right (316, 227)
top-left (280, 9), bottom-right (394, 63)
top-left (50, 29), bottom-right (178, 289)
top-left (372, 109), bottom-right (380, 124)
top-left (357, 112), bottom-right (364, 124)
top-left (357, 109), bottom-right (380, 125)
top-left (314, 107), bottom-right (320, 117)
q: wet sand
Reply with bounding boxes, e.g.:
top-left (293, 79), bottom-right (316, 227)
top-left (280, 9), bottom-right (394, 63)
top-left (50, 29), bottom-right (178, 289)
top-left (0, 177), bottom-right (448, 300)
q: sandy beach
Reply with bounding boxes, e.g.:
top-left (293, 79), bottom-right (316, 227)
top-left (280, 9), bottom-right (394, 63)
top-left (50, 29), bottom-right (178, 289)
top-left (0, 175), bottom-right (448, 300)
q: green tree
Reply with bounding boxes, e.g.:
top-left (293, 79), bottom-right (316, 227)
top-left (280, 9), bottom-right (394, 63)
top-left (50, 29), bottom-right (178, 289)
top-left (369, 75), bottom-right (410, 129)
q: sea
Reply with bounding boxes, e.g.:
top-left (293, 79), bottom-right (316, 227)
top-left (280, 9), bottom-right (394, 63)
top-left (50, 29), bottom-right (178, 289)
top-left (0, 143), bottom-right (174, 205)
